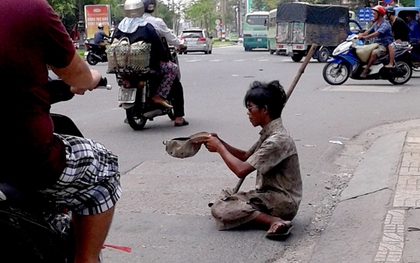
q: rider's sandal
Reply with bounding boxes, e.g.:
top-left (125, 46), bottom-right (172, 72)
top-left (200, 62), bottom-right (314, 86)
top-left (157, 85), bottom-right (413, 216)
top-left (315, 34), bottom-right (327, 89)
top-left (174, 118), bottom-right (189, 127)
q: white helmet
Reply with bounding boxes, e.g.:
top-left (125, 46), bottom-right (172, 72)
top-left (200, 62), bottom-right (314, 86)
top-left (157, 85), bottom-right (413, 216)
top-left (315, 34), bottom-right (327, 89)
top-left (98, 23), bottom-right (104, 29)
top-left (124, 0), bottom-right (145, 18)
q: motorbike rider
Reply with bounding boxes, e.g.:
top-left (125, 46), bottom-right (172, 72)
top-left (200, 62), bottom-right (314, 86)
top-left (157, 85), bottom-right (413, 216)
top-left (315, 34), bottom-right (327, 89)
top-left (94, 23), bottom-right (110, 46)
top-left (93, 23), bottom-right (110, 60)
top-left (358, 5), bottom-right (393, 77)
top-left (385, 6), bottom-right (410, 68)
top-left (406, 13), bottom-right (420, 43)
top-left (0, 1), bottom-right (121, 262)
top-left (141, 0), bottom-right (189, 126)
top-left (112, 0), bottom-right (177, 109)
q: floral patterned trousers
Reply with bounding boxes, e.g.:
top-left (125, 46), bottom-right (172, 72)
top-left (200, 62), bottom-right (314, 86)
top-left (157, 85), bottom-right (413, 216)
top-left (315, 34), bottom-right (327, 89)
top-left (158, 61), bottom-right (178, 99)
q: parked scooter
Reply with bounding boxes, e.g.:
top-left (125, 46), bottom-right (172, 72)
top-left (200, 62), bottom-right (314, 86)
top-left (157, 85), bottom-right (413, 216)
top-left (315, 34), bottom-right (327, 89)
top-left (84, 38), bottom-right (110, 66)
top-left (0, 77), bottom-right (110, 262)
top-left (323, 34), bottom-right (413, 85)
top-left (115, 46), bottom-right (181, 130)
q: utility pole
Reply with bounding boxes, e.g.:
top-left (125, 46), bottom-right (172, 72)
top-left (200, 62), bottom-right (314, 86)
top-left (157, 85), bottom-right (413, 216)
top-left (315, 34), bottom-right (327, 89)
top-left (172, 0), bottom-right (176, 32)
top-left (221, 0), bottom-right (226, 40)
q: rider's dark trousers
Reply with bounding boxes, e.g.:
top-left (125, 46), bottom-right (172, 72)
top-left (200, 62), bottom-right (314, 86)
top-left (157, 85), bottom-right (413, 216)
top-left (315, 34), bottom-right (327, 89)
top-left (169, 77), bottom-right (185, 118)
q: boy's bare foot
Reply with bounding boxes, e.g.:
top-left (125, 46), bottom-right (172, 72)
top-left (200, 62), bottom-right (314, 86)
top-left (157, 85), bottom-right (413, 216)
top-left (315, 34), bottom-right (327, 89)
top-left (266, 220), bottom-right (293, 240)
top-left (266, 220), bottom-right (293, 235)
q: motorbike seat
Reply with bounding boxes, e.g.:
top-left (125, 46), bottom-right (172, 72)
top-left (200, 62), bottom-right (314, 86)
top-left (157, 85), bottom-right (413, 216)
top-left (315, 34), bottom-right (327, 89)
top-left (0, 183), bottom-right (24, 202)
top-left (0, 182), bottom-right (56, 215)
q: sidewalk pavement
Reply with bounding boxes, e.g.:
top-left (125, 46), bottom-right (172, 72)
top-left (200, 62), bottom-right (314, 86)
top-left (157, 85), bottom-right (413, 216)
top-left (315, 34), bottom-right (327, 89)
top-left (309, 120), bottom-right (420, 263)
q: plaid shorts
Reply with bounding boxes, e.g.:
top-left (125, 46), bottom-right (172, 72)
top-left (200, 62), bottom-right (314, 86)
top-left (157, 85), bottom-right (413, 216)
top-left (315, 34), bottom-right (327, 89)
top-left (40, 134), bottom-right (122, 216)
top-left (390, 41), bottom-right (410, 52)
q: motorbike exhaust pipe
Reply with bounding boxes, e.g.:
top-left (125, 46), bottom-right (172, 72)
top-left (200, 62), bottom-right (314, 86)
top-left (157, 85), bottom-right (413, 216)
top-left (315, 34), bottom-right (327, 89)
top-left (92, 53), bottom-right (102, 60)
top-left (143, 109), bottom-right (163, 119)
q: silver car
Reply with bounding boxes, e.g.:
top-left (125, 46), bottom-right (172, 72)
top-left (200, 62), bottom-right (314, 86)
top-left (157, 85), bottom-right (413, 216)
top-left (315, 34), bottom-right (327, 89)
top-left (180, 28), bottom-right (213, 54)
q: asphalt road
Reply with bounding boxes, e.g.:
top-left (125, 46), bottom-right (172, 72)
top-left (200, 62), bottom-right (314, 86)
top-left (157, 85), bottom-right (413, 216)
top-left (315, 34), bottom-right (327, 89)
top-left (52, 45), bottom-right (420, 262)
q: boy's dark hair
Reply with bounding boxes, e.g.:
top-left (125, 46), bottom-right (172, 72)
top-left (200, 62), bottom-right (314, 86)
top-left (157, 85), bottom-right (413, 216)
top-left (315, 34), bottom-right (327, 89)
top-left (243, 80), bottom-right (287, 119)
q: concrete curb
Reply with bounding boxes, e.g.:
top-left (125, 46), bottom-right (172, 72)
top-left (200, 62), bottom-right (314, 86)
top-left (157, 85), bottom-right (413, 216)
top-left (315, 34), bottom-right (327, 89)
top-left (309, 120), bottom-right (420, 263)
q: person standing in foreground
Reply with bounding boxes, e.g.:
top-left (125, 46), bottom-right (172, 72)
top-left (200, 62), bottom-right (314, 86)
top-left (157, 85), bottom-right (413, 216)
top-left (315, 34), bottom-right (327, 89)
top-left (198, 80), bottom-right (302, 239)
top-left (0, 1), bottom-right (121, 262)
top-left (141, 0), bottom-right (189, 126)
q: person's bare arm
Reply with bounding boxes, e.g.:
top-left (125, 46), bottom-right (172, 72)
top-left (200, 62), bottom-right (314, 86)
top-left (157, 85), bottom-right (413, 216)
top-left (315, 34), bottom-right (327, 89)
top-left (50, 52), bottom-right (101, 94)
top-left (218, 138), bottom-right (251, 161)
top-left (217, 144), bottom-right (256, 178)
top-left (360, 31), bottom-right (380, 40)
top-left (203, 135), bottom-right (255, 178)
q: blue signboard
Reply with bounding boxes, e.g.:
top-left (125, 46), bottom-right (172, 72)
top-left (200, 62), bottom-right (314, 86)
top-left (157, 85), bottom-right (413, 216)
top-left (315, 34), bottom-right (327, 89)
top-left (357, 7), bottom-right (373, 22)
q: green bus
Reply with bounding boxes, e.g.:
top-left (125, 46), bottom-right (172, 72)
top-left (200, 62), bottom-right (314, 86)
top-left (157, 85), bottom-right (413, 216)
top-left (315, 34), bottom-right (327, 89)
top-left (267, 9), bottom-right (277, 54)
top-left (243, 11), bottom-right (269, 51)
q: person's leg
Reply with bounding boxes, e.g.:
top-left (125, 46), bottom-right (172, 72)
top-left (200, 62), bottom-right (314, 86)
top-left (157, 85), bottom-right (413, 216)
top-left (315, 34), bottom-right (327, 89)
top-left (252, 212), bottom-right (292, 235)
top-left (361, 51), bottom-right (377, 77)
top-left (153, 61), bottom-right (178, 108)
top-left (386, 44), bottom-right (395, 68)
top-left (41, 135), bottom-right (122, 263)
top-left (169, 77), bottom-right (189, 126)
top-left (73, 206), bottom-right (116, 263)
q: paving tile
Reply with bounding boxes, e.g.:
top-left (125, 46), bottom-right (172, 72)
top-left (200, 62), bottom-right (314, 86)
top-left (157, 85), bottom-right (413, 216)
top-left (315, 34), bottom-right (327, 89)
top-left (374, 129), bottom-right (420, 263)
top-left (393, 176), bottom-right (420, 208)
top-left (374, 241), bottom-right (404, 262)
top-left (374, 209), bottom-right (406, 263)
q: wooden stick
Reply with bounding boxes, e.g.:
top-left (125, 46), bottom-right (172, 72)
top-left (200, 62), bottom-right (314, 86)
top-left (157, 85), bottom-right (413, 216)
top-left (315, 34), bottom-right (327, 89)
top-left (232, 44), bottom-right (318, 194)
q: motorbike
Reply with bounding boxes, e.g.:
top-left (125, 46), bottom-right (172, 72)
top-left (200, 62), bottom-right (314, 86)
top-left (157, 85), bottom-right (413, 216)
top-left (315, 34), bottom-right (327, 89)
top-left (0, 77), bottom-right (110, 262)
top-left (115, 43), bottom-right (181, 130)
top-left (323, 34), bottom-right (413, 85)
top-left (409, 42), bottom-right (420, 71)
top-left (84, 38), bottom-right (110, 66)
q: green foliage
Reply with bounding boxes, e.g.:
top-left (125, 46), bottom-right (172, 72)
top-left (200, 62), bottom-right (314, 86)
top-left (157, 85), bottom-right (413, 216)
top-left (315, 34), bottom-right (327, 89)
top-left (157, 2), bottom-right (175, 30)
top-left (184, 0), bottom-right (219, 35)
top-left (48, 0), bottom-right (76, 18)
top-left (47, 0), bottom-right (125, 30)
top-left (251, 0), bottom-right (268, 11)
top-left (400, 0), bottom-right (415, 7)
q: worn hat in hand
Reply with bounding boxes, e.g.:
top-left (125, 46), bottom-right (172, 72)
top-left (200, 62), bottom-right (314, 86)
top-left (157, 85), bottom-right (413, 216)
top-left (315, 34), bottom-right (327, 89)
top-left (163, 132), bottom-right (211, 158)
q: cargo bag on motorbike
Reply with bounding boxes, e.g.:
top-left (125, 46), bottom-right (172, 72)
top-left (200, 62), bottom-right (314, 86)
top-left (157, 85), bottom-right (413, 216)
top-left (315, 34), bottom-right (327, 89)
top-left (355, 43), bottom-right (379, 63)
top-left (106, 37), bottom-right (151, 74)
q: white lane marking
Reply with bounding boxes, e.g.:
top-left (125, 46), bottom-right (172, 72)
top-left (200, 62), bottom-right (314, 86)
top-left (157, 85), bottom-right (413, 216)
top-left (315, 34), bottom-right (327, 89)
top-left (320, 85), bottom-right (402, 93)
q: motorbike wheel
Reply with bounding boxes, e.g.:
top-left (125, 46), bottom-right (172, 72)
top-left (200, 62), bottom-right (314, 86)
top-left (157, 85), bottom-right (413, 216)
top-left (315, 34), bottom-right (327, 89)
top-left (317, 47), bottom-right (330, 63)
top-left (126, 107), bottom-right (147, 130)
top-left (292, 54), bottom-right (303, 62)
top-left (388, 60), bottom-right (412, 85)
top-left (323, 62), bottom-right (350, 85)
top-left (86, 53), bottom-right (98, 66)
